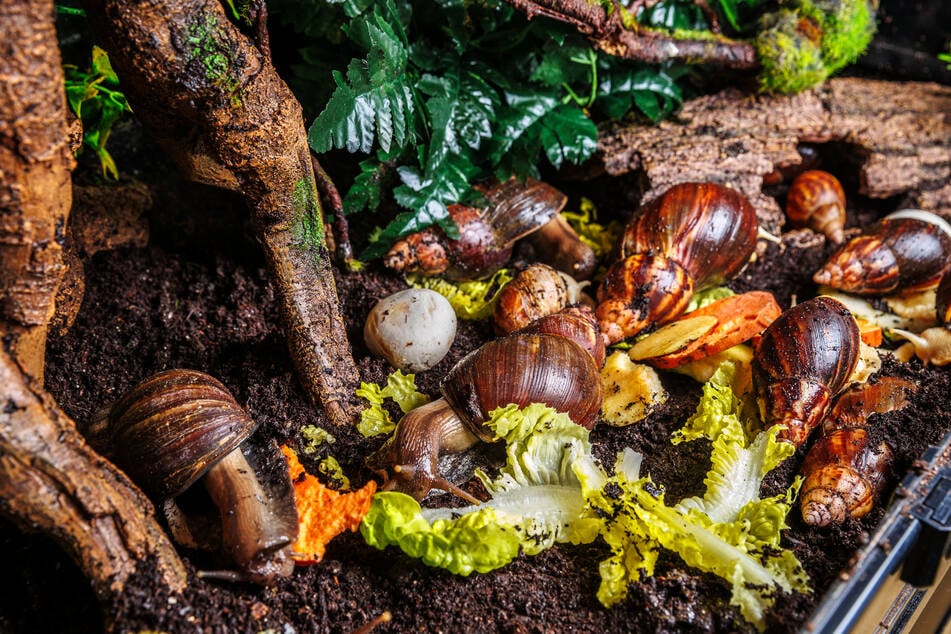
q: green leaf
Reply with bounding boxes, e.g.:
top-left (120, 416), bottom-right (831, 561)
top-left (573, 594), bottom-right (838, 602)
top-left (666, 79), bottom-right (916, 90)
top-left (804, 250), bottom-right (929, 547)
top-left (342, 153), bottom-right (395, 216)
top-left (598, 67), bottom-right (682, 122)
top-left (537, 105), bottom-right (598, 168)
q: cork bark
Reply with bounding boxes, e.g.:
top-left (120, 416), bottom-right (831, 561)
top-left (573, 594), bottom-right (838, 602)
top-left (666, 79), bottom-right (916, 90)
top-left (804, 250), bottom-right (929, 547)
top-left (598, 78), bottom-right (951, 232)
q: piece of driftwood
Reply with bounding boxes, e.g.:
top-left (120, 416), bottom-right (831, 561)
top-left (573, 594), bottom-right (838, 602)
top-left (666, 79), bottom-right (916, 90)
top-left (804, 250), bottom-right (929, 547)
top-left (598, 77), bottom-right (951, 232)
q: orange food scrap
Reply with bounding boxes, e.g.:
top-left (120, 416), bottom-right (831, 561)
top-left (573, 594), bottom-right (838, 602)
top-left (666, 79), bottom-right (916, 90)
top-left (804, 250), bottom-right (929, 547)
top-left (650, 291), bottom-right (782, 369)
top-left (855, 317), bottom-right (883, 347)
top-left (280, 445), bottom-right (377, 565)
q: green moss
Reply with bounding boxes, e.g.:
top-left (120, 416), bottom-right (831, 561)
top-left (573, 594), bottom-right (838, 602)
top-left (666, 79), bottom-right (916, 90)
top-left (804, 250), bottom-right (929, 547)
top-left (185, 13), bottom-right (240, 102)
top-left (755, 9), bottom-right (827, 94)
top-left (810, 0), bottom-right (876, 71)
top-left (292, 177), bottom-right (326, 248)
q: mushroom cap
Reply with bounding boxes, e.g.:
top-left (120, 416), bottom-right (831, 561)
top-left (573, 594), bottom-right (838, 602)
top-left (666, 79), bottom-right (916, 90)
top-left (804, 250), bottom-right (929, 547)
top-left (107, 369), bottom-right (257, 498)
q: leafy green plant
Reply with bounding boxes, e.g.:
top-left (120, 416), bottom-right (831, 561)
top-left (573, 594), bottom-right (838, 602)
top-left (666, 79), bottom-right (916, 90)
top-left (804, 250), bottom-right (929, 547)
top-left (63, 45), bottom-right (131, 179)
top-left (271, 0), bottom-right (687, 259)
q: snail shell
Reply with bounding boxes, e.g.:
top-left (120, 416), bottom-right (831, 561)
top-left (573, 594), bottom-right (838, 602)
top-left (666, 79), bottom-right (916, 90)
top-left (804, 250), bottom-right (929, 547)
top-left (813, 211), bottom-right (951, 296)
top-left (595, 253), bottom-right (695, 344)
top-left (493, 263), bottom-right (585, 335)
top-left (786, 170), bottom-right (846, 244)
top-left (937, 267), bottom-right (951, 325)
top-left (107, 369), bottom-right (257, 498)
top-left (800, 376), bottom-right (914, 526)
top-left (384, 178), bottom-right (567, 281)
top-left (597, 182), bottom-right (758, 343)
top-left (516, 305), bottom-right (606, 368)
top-left (799, 429), bottom-right (892, 527)
top-left (752, 296), bottom-right (859, 446)
top-left (441, 332), bottom-right (603, 441)
top-left (618, 182), bottom-right (759, 289)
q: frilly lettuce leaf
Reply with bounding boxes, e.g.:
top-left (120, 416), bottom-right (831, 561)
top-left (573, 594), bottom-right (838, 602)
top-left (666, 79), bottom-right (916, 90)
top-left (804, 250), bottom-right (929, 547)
top-left (426, 403), bottom-right (601, 554)
top-left (579, 361), bottom-right (809, 631)
top-left (560, 198), bottom-right (623, 259)
top-left (360, 491), bottom-right (521, 575)
top-left (359, 365), bottom-right (809, 630)
top-left (406, 269), bottom-right (514, 321)
top-left (356, 370), bottom-right (430, 437)
top-left (684, 285), bottom-right (735, 313)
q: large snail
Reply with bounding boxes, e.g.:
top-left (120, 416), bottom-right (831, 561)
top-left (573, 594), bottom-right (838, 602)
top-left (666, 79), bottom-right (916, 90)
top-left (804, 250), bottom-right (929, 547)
top-left (366, 332), bottom-right (603, 503)
top-left (813, 209), bottom-right (951, 296)
top-left (102, 369), bottom-right (299, 584)
top-left (595, 182), bottom-right (759, 343)
top-left (383, 178), bottom-right (595, 281)
top-left (800, 377), bottom-right (915, 527)
top-left (785, 170), bottom-right (847, 244)
top-left (752, 296), bottom-right (860, 447)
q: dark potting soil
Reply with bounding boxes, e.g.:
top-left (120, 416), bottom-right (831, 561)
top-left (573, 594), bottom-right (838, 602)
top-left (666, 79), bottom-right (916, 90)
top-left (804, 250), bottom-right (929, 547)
top-left (6, 140), bottom-right (951, 633)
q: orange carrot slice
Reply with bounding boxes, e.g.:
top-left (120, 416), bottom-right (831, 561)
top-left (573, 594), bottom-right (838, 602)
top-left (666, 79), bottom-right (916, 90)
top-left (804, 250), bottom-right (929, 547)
top-left (855, 317), bottom-right (883, 347)
top-left (281, 445), bottom-right (377, 565)
top-left (649, 291), bottom-right (782, 369)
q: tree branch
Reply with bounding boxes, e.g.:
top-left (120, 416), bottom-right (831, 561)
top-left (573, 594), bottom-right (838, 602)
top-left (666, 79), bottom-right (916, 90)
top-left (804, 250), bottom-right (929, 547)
top-left (505, 0), bottom-right (758, 68)
top-left (82, 0), bottom-right (362, 425)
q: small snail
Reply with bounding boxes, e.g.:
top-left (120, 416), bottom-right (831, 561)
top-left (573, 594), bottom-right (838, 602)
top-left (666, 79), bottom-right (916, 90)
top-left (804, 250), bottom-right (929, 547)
top-left (104, 369), bottom-right (298, 584)
top-left (596, 182), bottom-right (759, 343)
top-left (812, 210), bottom-right (951, 296)
top-left (752, 296), bottom-right (860, 447)
top-left (800, 377), bottom-right (915, 527)
top-left (492, 263), bottom-right (587, 335)
top-left (366, 332), bottom-right (603, 502)
top-left (383, 178), bottom-right (591, 281)
top-left (364, 288), bottom-right (457, 372)
top-left (785, 170), bottom-right (846, 244)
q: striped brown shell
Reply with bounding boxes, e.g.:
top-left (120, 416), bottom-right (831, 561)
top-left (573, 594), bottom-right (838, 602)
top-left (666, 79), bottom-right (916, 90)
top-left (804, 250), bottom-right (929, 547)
top-left (107, 369), bottom-right (256, 498)
top-left (937, 267), bottom-right (951, 325)
top-left (384, 178), bottom-right (567, 281)
top-left (752, 296), bottom-right (859, 446)
top-left (813, 215), bottom-right (951, 295)
top-left (786, 170), bottom-right (846, 244)
top-left (516, 305), bottom-right (607, 368)
top-left (619, 182), bottom-right (759, 290)
top-left (440, 332), bottom-right (602, 441)
top-left (595, 253), bottom-right (695, 344)
top-left (799, 429), bottom-right (892, 526)
top-left (493, 263), bottom-right (572, 335)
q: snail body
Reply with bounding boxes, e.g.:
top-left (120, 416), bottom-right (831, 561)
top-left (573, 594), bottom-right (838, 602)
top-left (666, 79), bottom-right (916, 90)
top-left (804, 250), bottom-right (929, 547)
top-left (800, 377), bottom-right (915, 526)
top-left (752, 296), bottom-right (860, 447)
top-left (383, 179), bottom-right (569, 281)
top-left (596, 182), bottom-right (758, 343)
top-left (106, 369), bottom-right (298, 584)
top-left (367, 332), bottom-right (602, 502)
top-left (813, 210), bottom-right (951, 296)
top-left (786, 170), bottom-right (846, 244)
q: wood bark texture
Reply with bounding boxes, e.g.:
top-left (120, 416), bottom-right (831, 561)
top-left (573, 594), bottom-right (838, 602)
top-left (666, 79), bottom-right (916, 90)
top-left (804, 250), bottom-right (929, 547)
top-left (598, 78), bottom-right (951, 233)
top-left (82, 0), bottom-right (361, 425)
top-left (0, 0), bottom-right (74, 381)
top-left (0, 347), bottom-right (188, 599)
top-left (0, 0), bottom-right (187, 606)
top-left (504, 0), bottom-right (757, 68)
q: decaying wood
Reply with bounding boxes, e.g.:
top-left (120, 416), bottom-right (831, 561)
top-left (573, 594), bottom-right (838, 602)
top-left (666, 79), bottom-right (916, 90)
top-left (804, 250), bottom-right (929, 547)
top-left (505, 0), bottom-right (757, 68)
top-left (0, 0), bottom-right (187, 607)
top-left (598, 77), bottom-right (951, 232)
top-left (82, 0), bottom-right (361, 425)
top-left (0, 0), bottom-right (74, 382)
top-left (0, 347), bottom-right (188, 599)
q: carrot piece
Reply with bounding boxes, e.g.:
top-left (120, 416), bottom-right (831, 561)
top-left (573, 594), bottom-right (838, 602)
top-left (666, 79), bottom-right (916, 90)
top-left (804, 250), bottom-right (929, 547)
top-left (649, 291), bottom-right (782, 369)
top-left (280, 445), bottom-right (377, 565)
top-left (855, 317), bottom-right (883, 347)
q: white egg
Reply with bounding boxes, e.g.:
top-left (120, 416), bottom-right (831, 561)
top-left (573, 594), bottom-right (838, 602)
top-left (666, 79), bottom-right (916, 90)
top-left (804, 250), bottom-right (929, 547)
top-left (363, 288), bottom-right (457, 372)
